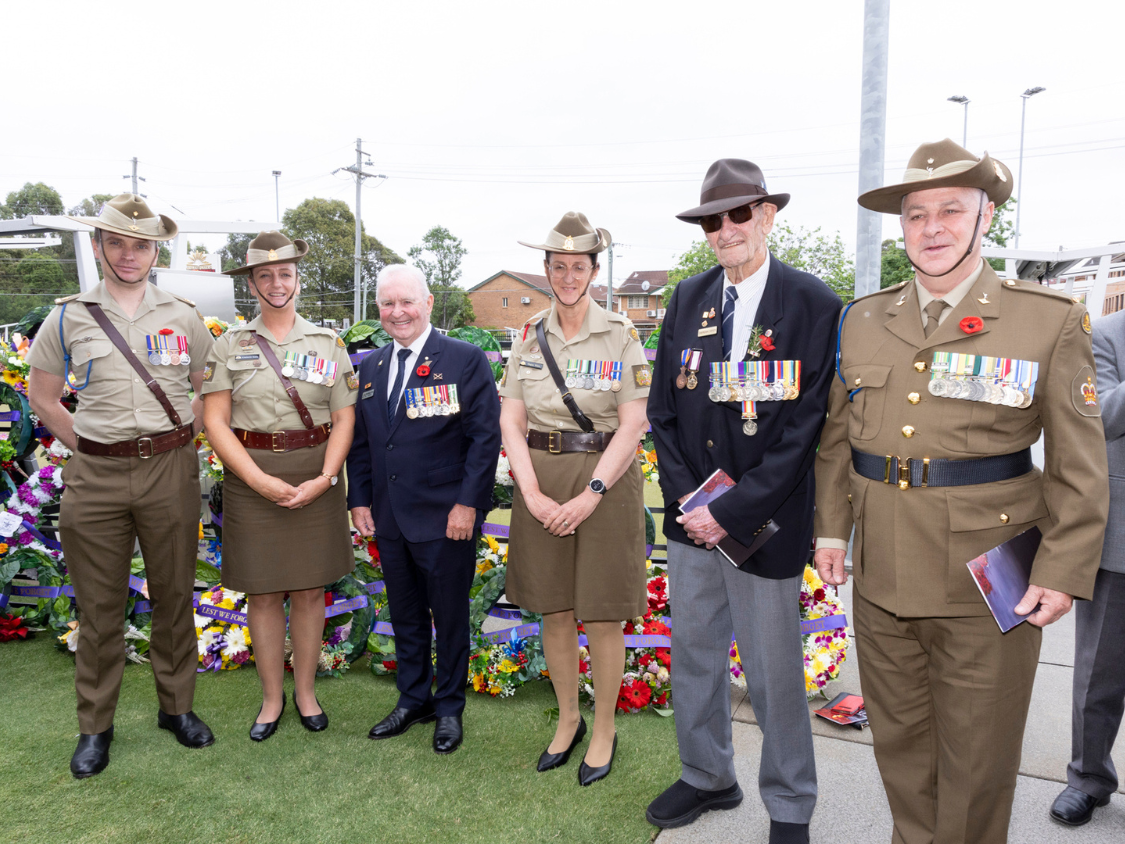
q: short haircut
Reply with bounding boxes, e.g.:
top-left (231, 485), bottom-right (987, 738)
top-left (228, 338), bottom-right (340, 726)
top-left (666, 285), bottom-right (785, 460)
top-left (377, 263), bottom-right (430, 302)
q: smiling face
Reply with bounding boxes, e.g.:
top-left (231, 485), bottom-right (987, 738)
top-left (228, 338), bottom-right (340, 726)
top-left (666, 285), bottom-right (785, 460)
top-left (703, 201), bottom-right (775, 282)
top-left (93, 231), bottom-right (160, 285)
top-left (248, 263), bottom-right (299, 312)
top-left (544, 252), bottom-right (599, 307)
top-left (900, 186), bottom-right (993, 289)
top-left (378, 274), bottom-right (433, 346)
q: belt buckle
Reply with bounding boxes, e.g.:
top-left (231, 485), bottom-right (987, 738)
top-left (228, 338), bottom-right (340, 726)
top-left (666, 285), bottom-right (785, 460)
top-left (137, 437), bottom-right (154, 459)
top-left (271, 432), bottom-right (287, 452)
top-left (548, 431), bottom-right (562, 454)
top-left (898, 458), bottom-right (912, 490)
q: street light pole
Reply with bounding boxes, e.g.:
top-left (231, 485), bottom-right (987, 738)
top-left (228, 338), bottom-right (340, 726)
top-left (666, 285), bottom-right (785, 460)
top-left (1015, 86), bottom-right (1046, 249)
top-left (271, 170), bottom-right (281, 221)
top-left (947, 95), bottom-right (969, 147)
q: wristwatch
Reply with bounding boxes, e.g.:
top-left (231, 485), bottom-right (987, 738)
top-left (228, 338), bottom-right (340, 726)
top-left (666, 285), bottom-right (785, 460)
top-left (587, 478), bottom-right (607, 496)
top-left (320, 472), bottom-right (338, 486)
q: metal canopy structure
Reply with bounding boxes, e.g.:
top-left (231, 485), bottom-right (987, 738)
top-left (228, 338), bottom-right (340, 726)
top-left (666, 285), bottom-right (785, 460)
top-left (982, 244), bottom-right (1121, 321)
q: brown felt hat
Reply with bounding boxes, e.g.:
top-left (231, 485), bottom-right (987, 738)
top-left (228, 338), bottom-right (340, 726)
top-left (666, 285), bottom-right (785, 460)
top-left (859, 138), bottom-right (1013, 215)
top-left (676, 159), bottom-right (790, 223)
top-left (227, 231), bottom-right (310, 275)
top-left (518, 211), bottom-right (610, 254)
top-left (67, 193), bottom-right (177, 241)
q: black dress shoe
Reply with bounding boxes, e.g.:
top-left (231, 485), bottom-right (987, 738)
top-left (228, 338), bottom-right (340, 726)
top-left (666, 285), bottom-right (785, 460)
top-left (578, 733), bottom-right (617, 786)
top-left (1049, 785), bottom-right (1110, 826)
top-left (70, 727), bottom-right (113, 779)
top-left (433, 715), bottom-right (463, 754)
top-left (157, 710), bottom-right (215, 748)
top-left (293, 693), bottom-right (328, 732)
top-left (769, 820), bottom-right (811, 844)
top-left (646, 778), bottom-right (744, 828)
top-left (250, 696), bottom-right (286, 742)
top-left (368, 703), bottom-right (436, 739)
top-left (537, 716), bottom-right (586, 772)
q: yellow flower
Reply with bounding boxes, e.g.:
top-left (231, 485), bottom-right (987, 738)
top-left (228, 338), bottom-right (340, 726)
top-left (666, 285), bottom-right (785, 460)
top-left (498, 659), bottom-right (519, 673)
top-left (219, 598), bottom-right (235, 610)
top-left (488, 684), bottom-right (501, 696)
top-left (476, 559), bottom-right (494, 575)
top-left (646, 451), bottom-right (658, 464)
top-left (485, 535), bottom-right (499, 553)
top-left (0, 543), bottom-right (8, 555)
top-left (198, 521), bottom-right (204, 541)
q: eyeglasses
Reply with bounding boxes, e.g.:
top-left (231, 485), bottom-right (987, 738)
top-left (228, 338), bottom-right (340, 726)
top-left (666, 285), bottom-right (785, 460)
top-left (547, 263), bottom-right (593, 278)
top-left (699, 202), bottom-right (760, 234)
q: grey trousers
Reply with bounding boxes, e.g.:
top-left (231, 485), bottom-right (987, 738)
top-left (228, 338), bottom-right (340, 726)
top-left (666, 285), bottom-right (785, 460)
top-left (1068, 568), bottom-right (1125, 799)
top-left (668, 540), bottom-right (817, 823)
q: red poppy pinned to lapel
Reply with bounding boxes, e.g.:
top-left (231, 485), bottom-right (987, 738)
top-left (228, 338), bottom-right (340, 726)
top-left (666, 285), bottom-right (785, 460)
top-left (416, 358), bottom-right (431, 377)
top-left (959, 317), bottom-right (984, 335)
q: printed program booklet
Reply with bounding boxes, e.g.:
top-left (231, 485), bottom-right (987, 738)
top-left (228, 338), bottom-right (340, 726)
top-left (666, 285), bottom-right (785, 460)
top-left (965, 526), bottom-right (1043, 633)
top-left (814, 692), bottom-right (868, 729)
top-left (679, 468), bottom-right (778, 567)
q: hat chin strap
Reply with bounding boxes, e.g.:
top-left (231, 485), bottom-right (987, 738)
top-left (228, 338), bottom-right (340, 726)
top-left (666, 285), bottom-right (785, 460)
top-left (249, 278), bottom-right (296, 310)
top-left (99, 247), bottom-right (158, 286)
top-left (903, 191), bottom-right (986, 279)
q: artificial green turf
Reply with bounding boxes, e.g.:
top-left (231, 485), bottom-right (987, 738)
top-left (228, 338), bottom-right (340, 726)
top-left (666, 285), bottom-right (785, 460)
top-left (0, 636), bottom-right (679, 844)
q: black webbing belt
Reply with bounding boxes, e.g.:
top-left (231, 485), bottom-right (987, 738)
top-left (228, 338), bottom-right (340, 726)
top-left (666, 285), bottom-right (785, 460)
top-left (851, 447), bottom-right (1033, 490)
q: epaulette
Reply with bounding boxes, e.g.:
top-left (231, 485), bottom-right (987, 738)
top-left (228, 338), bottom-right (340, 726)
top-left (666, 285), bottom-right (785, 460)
top-left (54, 294), bottom-right (80, 305)
top-left (998, 278), bottom-right (1073, 301)
top-left (845, 279), bottom-right (908, 307)
top-left (169, 292), bottom-right (197, 307)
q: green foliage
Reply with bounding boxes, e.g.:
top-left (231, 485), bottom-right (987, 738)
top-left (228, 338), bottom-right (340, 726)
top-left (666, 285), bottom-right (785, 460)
top-left (880, 238), bottom-right (914, 289)
top-left (663, 240), bottom-right (717, 307)
top-left (408, 226), bottom-right (474, 330)
top-left (767, 224), bottom-right (854, 301)
top-left (340, 319), bottom-right (391, 348)
top-left (66, 194), bottom-right (114, 218)
top-left (0, 182), bottom-right (64, 219)
top-left (447, 325), bottom-right (502, 380)
top-left (984, 198), bottom-right (1015, 271)
top-left (644, 325), bottom-right (661, 349)
top-left (195, 561), bottom-right (222, 586)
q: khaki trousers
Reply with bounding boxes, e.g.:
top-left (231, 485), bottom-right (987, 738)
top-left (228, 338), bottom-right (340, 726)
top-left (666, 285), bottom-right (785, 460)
top-left (59, 445), bottom-right (201, 733)
top-left (853, 589), bottom-right (1041, 844)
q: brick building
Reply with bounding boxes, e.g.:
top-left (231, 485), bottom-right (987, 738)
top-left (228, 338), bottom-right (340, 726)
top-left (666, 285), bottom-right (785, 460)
top-left (592, 270), bottom-right (668, 336)
top-left (467, 270), bottom-right (553, 331)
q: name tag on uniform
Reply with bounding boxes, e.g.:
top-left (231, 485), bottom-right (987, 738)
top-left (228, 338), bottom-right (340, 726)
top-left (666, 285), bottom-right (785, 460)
top-left (234, 354), bottom-right (261, 361)
top-left (519, 360), bottom-right (544, 370)
top-left (361, 389), bottom-right (375, 400)
top-left (698, 326), bottom-right (718, 337)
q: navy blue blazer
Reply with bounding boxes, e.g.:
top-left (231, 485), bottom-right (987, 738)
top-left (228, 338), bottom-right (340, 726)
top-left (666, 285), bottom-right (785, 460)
top-left (346, 330), bottom-right (501, 544)
top-left (648, 256), bottom-right (842, 579)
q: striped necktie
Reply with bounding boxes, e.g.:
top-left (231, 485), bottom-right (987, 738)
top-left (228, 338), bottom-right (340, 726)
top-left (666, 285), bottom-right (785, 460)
top-left (722, 286), bottom-right (739, 359)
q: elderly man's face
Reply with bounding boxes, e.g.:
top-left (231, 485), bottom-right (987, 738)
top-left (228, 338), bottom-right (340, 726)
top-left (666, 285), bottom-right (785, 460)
top-left (378, 275), bottom-right (434, 347)
top-left (900, 187), bottom-right (993, 280)
top-left (703, 201), bottom-right (775, 280)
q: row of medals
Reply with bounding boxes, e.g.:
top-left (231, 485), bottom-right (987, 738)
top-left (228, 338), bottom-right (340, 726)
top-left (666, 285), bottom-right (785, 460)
top-left (148, 350), bottom-right (190, 366)
top-left (406, 397), bottom-right (460, 419)
top-left (708, 381), bottom-right (797, 403)
top-left (280, 363), bottom-right (336, 386)
top-left (928, 378), bottom-right (1032, 408)
top-left (564, 375), bottom-right (622, 392)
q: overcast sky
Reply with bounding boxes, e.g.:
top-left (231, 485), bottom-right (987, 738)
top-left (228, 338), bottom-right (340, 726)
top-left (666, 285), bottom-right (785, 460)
top-left (3, 1), bottom-right (1120, 299)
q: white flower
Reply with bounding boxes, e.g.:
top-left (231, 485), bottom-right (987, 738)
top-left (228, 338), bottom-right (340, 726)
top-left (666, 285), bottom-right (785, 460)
top-left (223, 626), bottom-right (249, 657)
top-left (494, 454), bottom-right (513, 486)
top-left (48, 440), bottom-right (72, 459)
top-left (198, 629), bottom-right (218, 655)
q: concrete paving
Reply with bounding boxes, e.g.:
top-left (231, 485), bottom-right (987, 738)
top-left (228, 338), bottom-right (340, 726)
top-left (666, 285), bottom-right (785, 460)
top-left (657, 580), bottom-right (1125, 842)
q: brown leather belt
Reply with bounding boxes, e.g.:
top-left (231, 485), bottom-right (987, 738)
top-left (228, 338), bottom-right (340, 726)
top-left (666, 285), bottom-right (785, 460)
top-left (233, 423), bottom-right (331, 452)
top-left (76, 425), bottom-right (194, 458)
top-left (527, 429), bottom-right (614, 454)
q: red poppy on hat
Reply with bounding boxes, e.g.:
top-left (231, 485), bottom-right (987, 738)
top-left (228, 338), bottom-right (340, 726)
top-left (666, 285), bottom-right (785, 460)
top-left (960, 317), bottom-right (984, 335)
top-left (416, 364), bottom-right (430, 377)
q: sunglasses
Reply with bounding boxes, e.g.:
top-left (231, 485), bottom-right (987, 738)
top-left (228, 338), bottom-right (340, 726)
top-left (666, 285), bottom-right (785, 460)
top-left (699, 202), bottom-right (760, 234)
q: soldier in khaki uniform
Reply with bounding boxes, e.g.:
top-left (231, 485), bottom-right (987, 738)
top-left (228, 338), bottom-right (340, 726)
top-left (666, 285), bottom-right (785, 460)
top-left (499, 212), bottom-right (651, 786)
top-left (27, 195), bottom-right (216, 779)
top-left (813, 140), bottom-right (1110, 843)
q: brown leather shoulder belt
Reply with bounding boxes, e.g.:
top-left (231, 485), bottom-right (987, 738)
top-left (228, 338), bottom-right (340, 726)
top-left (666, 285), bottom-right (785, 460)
top-left (77, 425), bottom-right (193, 458)
top-left (527, 429), bottom-right (615, 454)
top-left (233, 423), bottom-right (331, 452)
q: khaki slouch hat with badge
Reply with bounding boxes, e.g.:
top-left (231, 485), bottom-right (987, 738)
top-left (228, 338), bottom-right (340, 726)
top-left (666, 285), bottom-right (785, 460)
top-left (227, 231), bottom-right (310, 275)
top-left (518, 211), bottom-right (610, 254)
top-left (68, 193), bottom-right (178, 241)
top-left (858, 138), bottom-right (1013, 214)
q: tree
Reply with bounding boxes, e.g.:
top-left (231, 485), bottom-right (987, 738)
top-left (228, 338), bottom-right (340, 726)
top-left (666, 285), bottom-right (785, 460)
top-left (767, 224), bottom-right (854, 301)
top-left (67, 194), bottom-right (114, 218)
top-left (408, 226), bottom-right (473, 329)
top-left (0, 182), bottom-right (64, 219)
top-left (984, 198), bottom-right (1015, 271)
top-left (662, 241), bottom-right (718, 307)
top-left (0, 252), bottom-right (75, 325)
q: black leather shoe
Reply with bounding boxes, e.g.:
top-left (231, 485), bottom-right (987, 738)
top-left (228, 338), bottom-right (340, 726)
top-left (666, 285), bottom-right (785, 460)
top-left (646, 778), bottom-right (744, 828)
top-left (1049, 785), bottom-right (1110, 826)
top-left (249, 696), bottom-right (286, 742)
top-left (537, 716), bottom-right (586, 772)
top-left (578, 733), bottom-right (617, 786)
top-left (433, 715), bottom-right (463, 754)
top-left (368, 703), bottom-right (436, 739)
top-left (293, 693), bottom-right (328, 732)
top-left (769, 820), bottom-right (811, 844)
top-left (158, 710), bottom-right (215, 748)
top-left (70, 727), bottom-right (113, 779)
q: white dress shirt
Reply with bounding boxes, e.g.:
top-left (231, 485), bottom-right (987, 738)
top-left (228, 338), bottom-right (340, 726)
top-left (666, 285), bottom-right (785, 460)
top-left (387, 323), bottom-right (433, 409)
top-left (723, 255), bottom-right (772, 363)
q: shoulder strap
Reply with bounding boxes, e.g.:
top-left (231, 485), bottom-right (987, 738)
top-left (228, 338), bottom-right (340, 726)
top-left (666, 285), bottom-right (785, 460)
top-left (83, 302), bottom-right (182, 428)
top-left (535, 319), bottom-right (594, 433)
top-left (251, 331), bottom-right (315, 429)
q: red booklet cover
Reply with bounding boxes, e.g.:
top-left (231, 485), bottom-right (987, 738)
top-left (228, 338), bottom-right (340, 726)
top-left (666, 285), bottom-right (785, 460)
top-left (679, 468), bottom-right (779, 567)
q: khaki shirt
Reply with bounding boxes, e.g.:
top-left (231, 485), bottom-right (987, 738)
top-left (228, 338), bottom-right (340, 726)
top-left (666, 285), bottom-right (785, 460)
top-left (499, 298), bottom-right (650, 433)
top-left (27, 282), bottom-right (213, 441)
top-left (201, 314), bottom-right (357, 431)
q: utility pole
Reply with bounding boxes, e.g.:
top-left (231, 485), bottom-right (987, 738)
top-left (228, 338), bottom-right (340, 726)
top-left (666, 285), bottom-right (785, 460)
top-left (605, 241), bottom-right (614, 312)
top-left (854, 0), bottom-right (890, 298)
top-left (123, 157), bottom-right (146, 196)
top-left (271, 170), bottom-right (281, 221)
top-left (947, 95), bottom-right (970, 147)
top-left (1015, 86), bottom-right (1046, 249)
top-left (334, 139), bottom-right (385, 324)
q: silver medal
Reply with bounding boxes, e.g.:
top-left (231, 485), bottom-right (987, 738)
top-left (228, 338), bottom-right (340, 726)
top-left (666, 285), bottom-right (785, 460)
top-left (282, 365), bottom-right (295, 377)
top-left (160, 352), bottom-right (172, 366)
top-left (180, 353), bottom-right (190, 366)
top-left (708, 386), bottom-right (725, 402)
top-left (148, 352), bottom-right (161, 365)
top-left (742, 419), bottom-right (758, 436)
top-left (565, 376), bottom-right (577, 388)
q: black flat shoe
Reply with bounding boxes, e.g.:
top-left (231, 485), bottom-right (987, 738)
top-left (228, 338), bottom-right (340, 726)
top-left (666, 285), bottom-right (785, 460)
top-left (646, 778), bottom-right (744, 828)
top-left (158, 710), bottom-right (215, 748)
top-left (293, 693), bottom-right (328, 732)
top-left (578, 733), bottom-right (617, 786)
top-left (368, 703), bottom-right (436, 739)
top-left (433, 715), bottom-right (463, 754)
top-left (537, 716), bottom-right (587, 772)
top-left (70, 726), bottom-right (113, 779)
top-left (249, 696), bottom-right (286, 742)
top-left (1049, 785), bottom-right (1110, 826)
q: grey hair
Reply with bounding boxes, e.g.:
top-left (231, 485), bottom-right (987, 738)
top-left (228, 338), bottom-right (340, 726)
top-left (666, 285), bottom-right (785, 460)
top-left (376, 263), bottom-right (430, 302)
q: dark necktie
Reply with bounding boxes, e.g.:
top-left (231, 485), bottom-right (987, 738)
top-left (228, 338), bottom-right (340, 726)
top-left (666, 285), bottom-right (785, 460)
top-left (722, 286), bottom-right (739, 359)
top-left (388, 348), bottom-right (412, 423)
top-left (923, 299), bottom-right (948, 339)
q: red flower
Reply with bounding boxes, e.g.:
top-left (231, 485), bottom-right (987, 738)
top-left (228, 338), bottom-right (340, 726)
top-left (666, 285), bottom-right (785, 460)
top-left (643, 619), bottom-right (671, 636)
top-left (813, 588), bottom-right (826, 602)
top-left (759, 335), bottom-right (775, 351)
top-left (647, 577), bottom-right (667, 596)
top-left (416, 364), bottom-right (431, 377)
top-left (382, 659), bottom-right (397, 671)
top-left (656, 648), bottom-right (671, 668)
top-left (959, 317), bottom-right (983, 335)
top-left (637, 653), bottom-right (655, 669)
top-left (626, 679), bottom-right (652, 709)
top-left (158, 328), bottom-right (174, 335)
top-left (578, 658), bottom-right (589, 674)
top-left (367, 540), bottom-right (380, 561)
top-left (0, 613), bottom-right (30, 642)
top-left (656, 691), bottom-right (668, 706)
top-left (324, 592), bottom-right (334, 607)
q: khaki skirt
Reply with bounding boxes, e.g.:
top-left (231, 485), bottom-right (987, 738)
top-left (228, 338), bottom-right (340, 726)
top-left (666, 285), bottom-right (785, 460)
top-left (506, 448), bottom-right (647, 621)
top-left (221, 440), bottom-right (353, 594)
